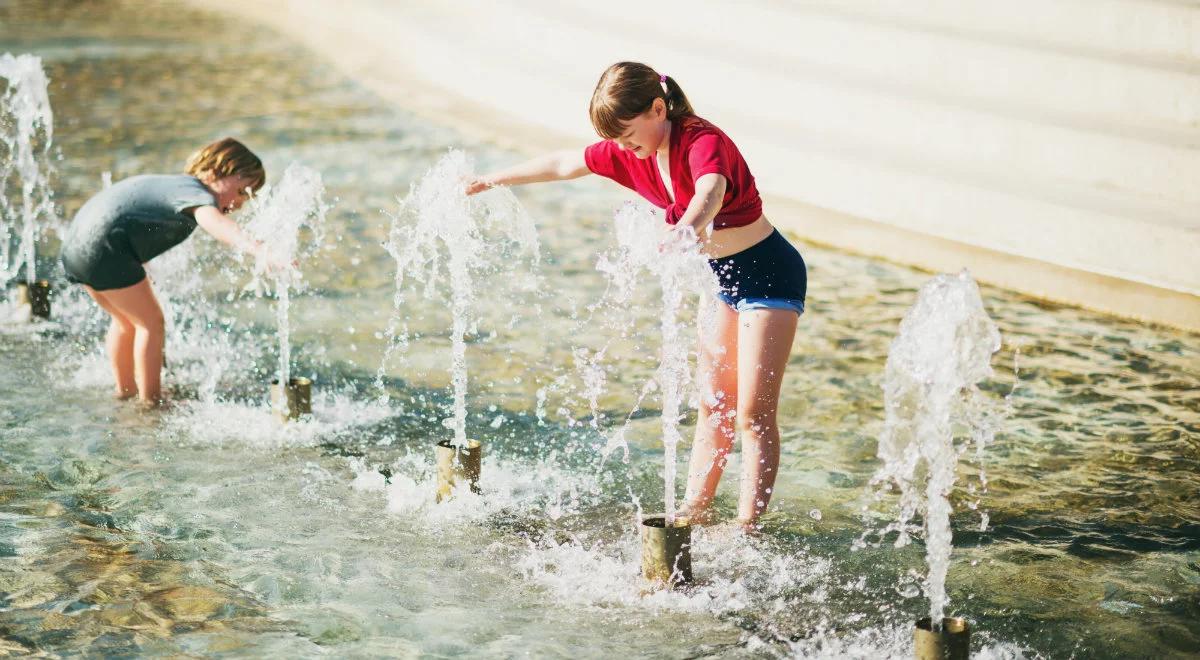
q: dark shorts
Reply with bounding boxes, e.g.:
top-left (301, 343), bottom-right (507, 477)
top-left (709, 229), bottom-right (807, 316)
top-left (60, 227), bottom-right (146, 291)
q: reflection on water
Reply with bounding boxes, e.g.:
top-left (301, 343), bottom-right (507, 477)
top-left (0, 1), bottom-right (1197, 657)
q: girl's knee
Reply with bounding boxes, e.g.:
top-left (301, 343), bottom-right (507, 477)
top-left (700, 395), bottom-right (737, 435)
top-left (134, 309), bottom-right (165, 333)
top-left (736, 404), bottom-right (778, 436)
top-left (109, 316), bottom-right (135, 334)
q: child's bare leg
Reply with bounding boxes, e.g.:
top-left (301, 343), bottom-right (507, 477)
top-left (735, 308), bottom-right (798, 528)
top-left (84, 286), bottom-right (137, 398)
top-left (682, 301), bottom-right (739, 522)
top-left (93, 279), bottom-right (165, 405)
top-left (106, 317), bottom-right (137, 398)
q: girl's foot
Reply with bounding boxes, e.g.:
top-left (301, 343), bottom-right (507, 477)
top-left (736, 518), bottom-right (763, 536)
top-left (137, 396), bottom-right (169, 411)
top-left (113, 389), bottom-right (137, 401)
top-left (677, 503), bottom-right (717, 526)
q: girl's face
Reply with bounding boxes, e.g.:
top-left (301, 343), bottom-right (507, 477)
top-left (612, 98), bottom-right (669, 159)
top-left (205, 174), bottom-right (256, 213)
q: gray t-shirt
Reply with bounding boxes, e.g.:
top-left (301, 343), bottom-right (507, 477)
top-left (63, 174), bottom-right (217, 263)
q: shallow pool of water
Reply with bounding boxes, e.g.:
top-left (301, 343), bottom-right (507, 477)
top-left (1, 2), bottom-right (1198, 657)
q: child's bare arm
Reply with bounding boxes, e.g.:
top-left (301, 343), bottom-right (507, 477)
top-left (193, 205), bottom-right (260, 254)
top-left (466, 150), bottom-right (589, 195)
top-left (673, 173), bottom-right (727, 237)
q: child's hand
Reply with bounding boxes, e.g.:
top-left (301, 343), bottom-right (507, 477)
top-left (263, 253), bottom-right (296, 274)
top-left (658, 225), bottom-right (701, 254)
top-left (251, 242), bottom-right (293, 274)
top-left (463, 177), bottom-right (495, 196)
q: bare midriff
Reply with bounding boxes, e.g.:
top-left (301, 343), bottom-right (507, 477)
top-left (700, 214), bottom-right (775, 259)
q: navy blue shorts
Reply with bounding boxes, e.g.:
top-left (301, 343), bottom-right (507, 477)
top-left (708, 229), bottom-right (807, 316)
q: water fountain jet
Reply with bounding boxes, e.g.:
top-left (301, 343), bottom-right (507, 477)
top-left (914, 616), bottom-right (970, 660)
top-left (639, 514), bottom-right (692, 587)
top-left (595, 203), bottom-right (717, 587)
top-left (243, 163), bottom-right (328, 421)
top-left (1, 54), bottom-right (56, 321)
top-left (270, 376), bottom-right (312, 421)
top-left (435, 439), bottom-right (481, 502)
top-left (860, 270), bottom-right (1001, 660)
top-left (382, 150), bottom-right (538, 501)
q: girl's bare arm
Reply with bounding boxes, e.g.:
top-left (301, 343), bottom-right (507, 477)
top-left (193, 205), bottom-right (261, 254)
top-left (673, 173), bottom-right (727, 237)
top-left (466, 150), bottom-right (590, 195)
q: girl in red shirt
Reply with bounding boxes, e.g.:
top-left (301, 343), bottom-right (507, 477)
top-left (467, 61), bottom-right (807, 532)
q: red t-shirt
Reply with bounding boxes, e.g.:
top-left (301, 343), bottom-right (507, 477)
top-left (583, 116), bottom-right (763, 229)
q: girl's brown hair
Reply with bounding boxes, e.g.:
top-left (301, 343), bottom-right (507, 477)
top-left (184, 137), bottom-right (266, 192)
top-left (589, 61), bottom-right (694, 140)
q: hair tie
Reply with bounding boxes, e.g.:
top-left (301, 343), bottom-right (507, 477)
top-left (659, 74), bottom-right (669, 95)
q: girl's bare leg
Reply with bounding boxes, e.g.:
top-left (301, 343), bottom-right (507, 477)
top-left (735, 308), bottom-right (798, 528)
top-left (83, 285), bottom-right (137, 398)
top-left (90, 278), bottom-right (165, 406)
top-left (681, 300), bottom-right (740, 522)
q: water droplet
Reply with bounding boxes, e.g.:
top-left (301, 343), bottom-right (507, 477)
top-left (809, 509), bottom-right (822, 521)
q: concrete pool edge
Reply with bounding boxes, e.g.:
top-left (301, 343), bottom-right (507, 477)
top-left (192, 0), bottom-right (1200, 332)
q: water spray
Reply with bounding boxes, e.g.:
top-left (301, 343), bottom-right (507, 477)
top-left (596, 203), bottom-right (716, 587)
top-left (243, 163), bottom-right (328, 421)
top-left (382, 150), bottom-right (538, 501)
top-left (1, 53), bottom-right (57, 320)
top-left (859, 270), bottom-right (1001, 659)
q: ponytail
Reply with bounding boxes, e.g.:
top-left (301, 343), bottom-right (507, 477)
top-left (659, 75), bottom-right (694, 121)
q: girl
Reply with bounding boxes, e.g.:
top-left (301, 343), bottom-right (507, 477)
top-left (467, 62), bottom-right (807, 531)
top-left (61, 137), bottom-right (283, 406)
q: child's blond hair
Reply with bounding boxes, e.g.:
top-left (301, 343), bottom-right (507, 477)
top-left (184, 137), bottom-right (266, 191)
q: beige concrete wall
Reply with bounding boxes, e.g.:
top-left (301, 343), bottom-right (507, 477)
top-left (191, 0), bottom-right (1200, 330)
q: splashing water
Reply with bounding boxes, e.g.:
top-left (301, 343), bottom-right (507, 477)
top-left (144, 236), bottom-right (250, 401)
top-left (0, 53), bottom-right (56, 284)
top-left (243, 163), bottom-right (328, 387)
top-left (381, 150), bottom-right (539, 446)
top-left (862, 270), bottom-right (1002, 625)
top-left (595, 202), bottom-right (718, 523)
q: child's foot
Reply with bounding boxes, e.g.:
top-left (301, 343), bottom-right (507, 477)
top-left (137, 396), bottom-right (170, 411)
top-left (736, 518), bottom-right (763, 536)
top-left (113, 389), bottom-right (137, 401)
top-left (676, 503), bottom-right (716, 526)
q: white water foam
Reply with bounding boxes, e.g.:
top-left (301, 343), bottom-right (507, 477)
top-left (161, 390), bottom-right (390, 449)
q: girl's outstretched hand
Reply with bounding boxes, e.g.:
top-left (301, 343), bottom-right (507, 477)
top-left (463, 177), bottom-right (494, 196)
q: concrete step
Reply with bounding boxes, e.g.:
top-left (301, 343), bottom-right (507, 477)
top-left (445, 0), bottom-right (1198, 288)
top-left (733, 120), bottom-right (1199, 294)
top-left (226, 0), bottom-right (1200, 297)
top-left (525, 0), bottom-right (1200, 209)
top-left (788, 0), bottom-right (1200, 71)
top-left (551, 0), bottom-right (1200, 140)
